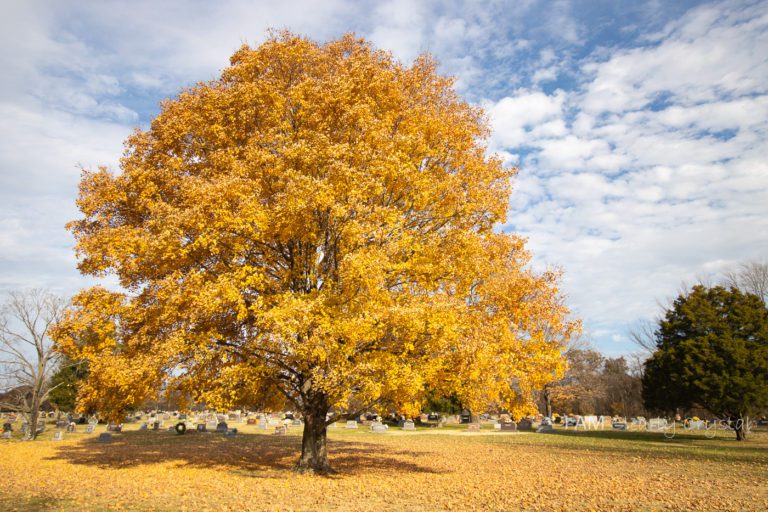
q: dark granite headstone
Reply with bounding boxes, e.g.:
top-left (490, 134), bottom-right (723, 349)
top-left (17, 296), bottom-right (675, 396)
top-left (216, 421), bottom-right (228, 433)
top-left (97, 433), bottom-right (112, 443)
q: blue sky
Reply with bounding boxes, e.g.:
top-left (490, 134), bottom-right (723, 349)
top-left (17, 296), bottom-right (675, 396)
top-left (1, 0), bottom-right (767, 356)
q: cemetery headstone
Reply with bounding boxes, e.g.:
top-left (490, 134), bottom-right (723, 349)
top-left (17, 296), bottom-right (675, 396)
top-left (467, 423), bottom-right (480, 432)
top-left (66, 423), bottom-right (76, 433)
top-left (139, 423), bottom-right (148, 431)
top-left (247, 418), bottom-right (257, 425)
top-left (518, 419), bottom-right (533, 431)
top-left (224, 428), bottom-right (237, 438)
top-left (258, 421), bottom-right (268, 431)
top-left (107, 423), bottom-right (122, 433)
top-left (274, 425), bottom-right (287, 435)
top-left (56, 419), bottom-right (68, 428)
top-left (500, 422), bottom-right (517, 432)
top-left (2, 431), bottom-right (10, 439)
top-left (371, 423), bottom-right (388, 433)
top-left (402, 420), bottom-right (415, 431)
top-left (97, 433), bottom-right (112, 443)
top-left (345, 420), bottom-right (358, 429)
top-left (292, 419), bottom-right (302, 427)
top-left (2, 422), bottom-right (12, 433)
top-left (216, 421), bottom-right (228, 433)
top-left (85, 425), bottom-right (95, 434)
top-left (53, 431), bottom-right (64, 441)
top-left (197, 423), bottom-right (207, 432)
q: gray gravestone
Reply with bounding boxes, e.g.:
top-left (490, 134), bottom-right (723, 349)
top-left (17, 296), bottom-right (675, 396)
top-left (97, 433), bottom-right (112, 443)
top-left (224, 428), bottom-right (237, 438)
top-left (2, 431), bottom-right (10, 439)
top-left (345, 420), bottom-right (358, 429)
top-left (85, 425), bottom-right (95, 434)
top-left (402, 420), bottom-right (415, 430)
top-left (216, 421), bottom-right (228, 433)
top-left (518, 419), bottom-right (533, 431)
top-left (274, 425), bottom-right (287, 436)
top-left (371, 424), bottom-right (388, 433)
top-left (500, 422), bottom-right (517, 432)
top-left (197, 423), bottom-right (207, 432)
top-left (53, 431), bottom-right (64, 441)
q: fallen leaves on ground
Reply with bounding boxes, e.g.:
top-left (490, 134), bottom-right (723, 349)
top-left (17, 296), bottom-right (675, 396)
top-left (1, 425), bottom-right (767, 511)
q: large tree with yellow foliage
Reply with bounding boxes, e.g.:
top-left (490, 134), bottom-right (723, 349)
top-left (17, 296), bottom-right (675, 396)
top-left (53, 32), bottom-right (577, 473)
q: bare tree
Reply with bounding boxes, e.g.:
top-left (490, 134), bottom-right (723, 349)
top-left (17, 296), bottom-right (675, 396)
top-left (0, 290), bottom-right (67, 439)
top-left (724, 261), bottom-right (768, 304)
top-left (628, 318), bottom-right (658, 355)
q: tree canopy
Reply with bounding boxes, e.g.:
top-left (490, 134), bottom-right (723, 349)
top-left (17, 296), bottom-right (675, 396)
top-left (642, 285), bottom-right (768, 440)
top-left (53, 32), bottom-right (577, 472)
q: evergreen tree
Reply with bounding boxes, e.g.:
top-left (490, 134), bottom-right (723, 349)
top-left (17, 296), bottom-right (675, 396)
top-left (642, 285), bottom-right (768, 440)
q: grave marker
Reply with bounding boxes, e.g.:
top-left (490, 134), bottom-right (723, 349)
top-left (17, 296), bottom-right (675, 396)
top-left (274, 425), bottom-right (287, 435)
top-left (53, 431), bottom-right (64, 441)
top-left (402, 420), bottom-right (415, 431)
top-left (345, 420), bottom-right (358, 429)
top-left (85, 425), bottom-right (95, 434)
top-left (518, 419), bottom-right (533, 431)
top-left (97, 433), bottom-right (112, 443)
top-left (500, 422), bottom-right (517, 432)
top-left (467, 423), bottom-right (481, 432)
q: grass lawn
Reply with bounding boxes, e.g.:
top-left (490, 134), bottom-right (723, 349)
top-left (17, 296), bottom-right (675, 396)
top-left (1, 422), bottom-right (767, 511)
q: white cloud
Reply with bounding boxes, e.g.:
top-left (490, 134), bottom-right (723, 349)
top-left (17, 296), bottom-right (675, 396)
top-left (487, 90), bottom-right (567, 148)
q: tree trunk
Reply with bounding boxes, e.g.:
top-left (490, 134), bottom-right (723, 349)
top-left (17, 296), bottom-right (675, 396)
top-left (295, 394), bottom-right (332, 474)
top-left (544, 389), bottom-right (552, 418)
top-left (28, 409), bottom-right (40, 441)
top-left (734, 416), bottom-right (747, 441)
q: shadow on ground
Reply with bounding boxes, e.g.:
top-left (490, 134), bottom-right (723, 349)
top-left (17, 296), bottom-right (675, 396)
top-left (45, 430), bottom-right (445, 477)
